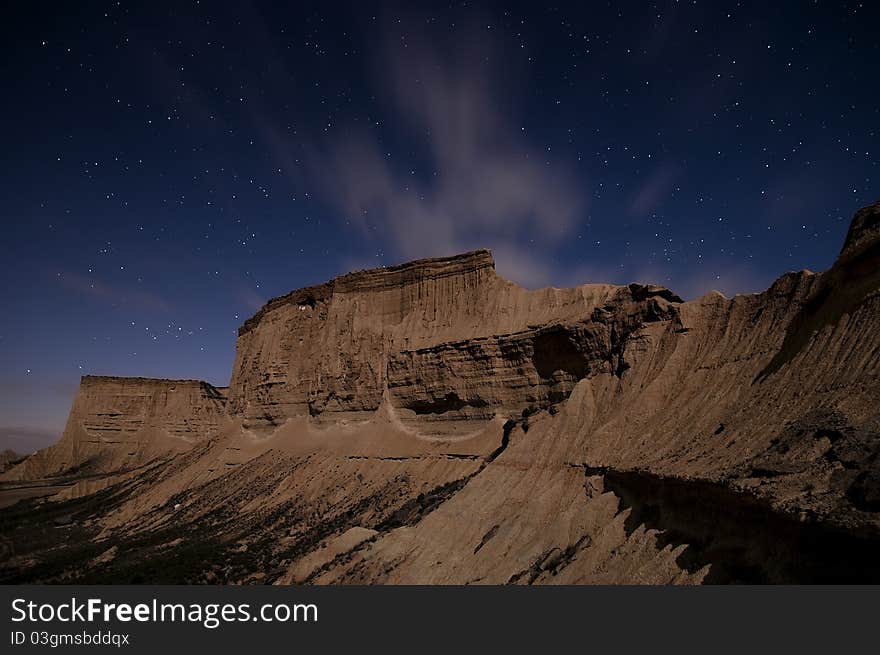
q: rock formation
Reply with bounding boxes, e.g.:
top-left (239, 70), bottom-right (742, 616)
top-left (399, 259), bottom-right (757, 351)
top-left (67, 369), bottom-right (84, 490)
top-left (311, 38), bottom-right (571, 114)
top-left (228, 248), bottom-right (681, 436)
top-left (1, 376), bottom-right (228, 481)
top-left (1, 201), bottom-right (879, 584)
top-left (0, 450), bottom-right (23, 474)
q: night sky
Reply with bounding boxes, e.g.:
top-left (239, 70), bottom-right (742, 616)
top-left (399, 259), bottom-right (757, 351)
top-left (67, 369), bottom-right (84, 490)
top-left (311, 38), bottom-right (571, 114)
top-left (1, 1), bottom-right (878, 452)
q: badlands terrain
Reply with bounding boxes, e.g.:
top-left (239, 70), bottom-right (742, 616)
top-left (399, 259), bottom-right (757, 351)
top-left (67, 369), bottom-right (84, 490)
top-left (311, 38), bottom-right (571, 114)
top-left (1, 201), bottom-right (879, 584)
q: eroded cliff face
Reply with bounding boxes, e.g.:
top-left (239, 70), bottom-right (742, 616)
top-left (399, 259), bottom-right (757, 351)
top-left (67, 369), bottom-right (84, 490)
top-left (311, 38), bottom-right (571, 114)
top-left (1, 376), bottom-right (228, 481)
top-left (227, 249), bottom-right (681, 435)
top-left (2, 202), bottom-right (879, 585)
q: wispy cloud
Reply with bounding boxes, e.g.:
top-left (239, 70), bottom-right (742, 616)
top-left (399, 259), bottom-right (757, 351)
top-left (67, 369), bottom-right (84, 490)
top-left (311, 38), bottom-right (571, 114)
top-left (302, 19), bottom-right (588, 288)
top-left (629, 163), bottom-right (680, 217)
top-left (231, 281), bottom-right (266, 312)
top-left (55, 271), bottom-right (172, 312)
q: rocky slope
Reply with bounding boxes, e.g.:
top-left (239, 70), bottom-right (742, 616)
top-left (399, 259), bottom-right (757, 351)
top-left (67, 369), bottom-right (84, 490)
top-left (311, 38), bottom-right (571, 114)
top-left (1, 201), bottom-right (878, 584)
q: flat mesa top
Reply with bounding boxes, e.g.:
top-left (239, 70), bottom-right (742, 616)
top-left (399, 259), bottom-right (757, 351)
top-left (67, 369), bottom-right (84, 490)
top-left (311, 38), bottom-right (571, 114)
top-left (238, 249), bottom-right (496, 336)
top-left (80, 375), bottom-right (223, 388)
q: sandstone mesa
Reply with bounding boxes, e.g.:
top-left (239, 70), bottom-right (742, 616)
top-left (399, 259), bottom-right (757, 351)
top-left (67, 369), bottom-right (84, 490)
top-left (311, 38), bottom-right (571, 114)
top-left (1, 201), bottom-right (879, 584)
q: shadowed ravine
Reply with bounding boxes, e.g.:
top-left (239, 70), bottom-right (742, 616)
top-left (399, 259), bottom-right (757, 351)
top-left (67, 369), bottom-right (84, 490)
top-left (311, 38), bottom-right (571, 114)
top-left (583, 465), bottom-right (880, 584)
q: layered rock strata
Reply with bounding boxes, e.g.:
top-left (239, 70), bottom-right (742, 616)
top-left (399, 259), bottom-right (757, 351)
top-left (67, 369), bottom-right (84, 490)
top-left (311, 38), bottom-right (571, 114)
top-left (227, 248), bottom-right (681, 435)
top-left (2, 201), bottom-right (879, 585)
top-left (2, 376), bottom-right (228, 481)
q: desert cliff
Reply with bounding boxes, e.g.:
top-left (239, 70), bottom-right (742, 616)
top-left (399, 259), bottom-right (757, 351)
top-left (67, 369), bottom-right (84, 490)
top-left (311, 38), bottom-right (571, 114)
top-left (2, 376), bottom-right (228, 482)
top-left (1, 201), bottom-right (879, 584)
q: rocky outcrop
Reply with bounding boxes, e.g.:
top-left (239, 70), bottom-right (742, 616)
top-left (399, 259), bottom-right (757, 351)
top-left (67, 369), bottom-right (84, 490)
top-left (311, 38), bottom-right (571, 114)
top-left (227, 248), bottom-right (681, 434)
top-left (228, 250), bottom-right (502, 430)
top-left (759, 200), bottom-right (880, 381)
top-left (1, 376), bottom-right (228, 481)
top-left (385, 288), bottom-right (681, 433)
top-left (2, 201), bottom-right (879, 585)
top-left (841, 200), bottom-right (880, 262)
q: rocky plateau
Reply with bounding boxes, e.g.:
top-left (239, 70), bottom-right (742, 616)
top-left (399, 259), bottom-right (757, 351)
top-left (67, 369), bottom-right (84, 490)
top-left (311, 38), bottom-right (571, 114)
top-left (1, 200), bottom-right (879, 584)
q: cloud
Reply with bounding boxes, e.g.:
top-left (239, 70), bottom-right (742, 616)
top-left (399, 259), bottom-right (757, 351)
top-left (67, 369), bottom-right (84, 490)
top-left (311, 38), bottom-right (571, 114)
top-left (629, 163), bottom-right (680, 217)
top-left (231, 281), bottom-right (267, 312)
top-left (302, 19), bottom-right (587, 288)
top-left (55, 271), bottom-right (172, 312)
